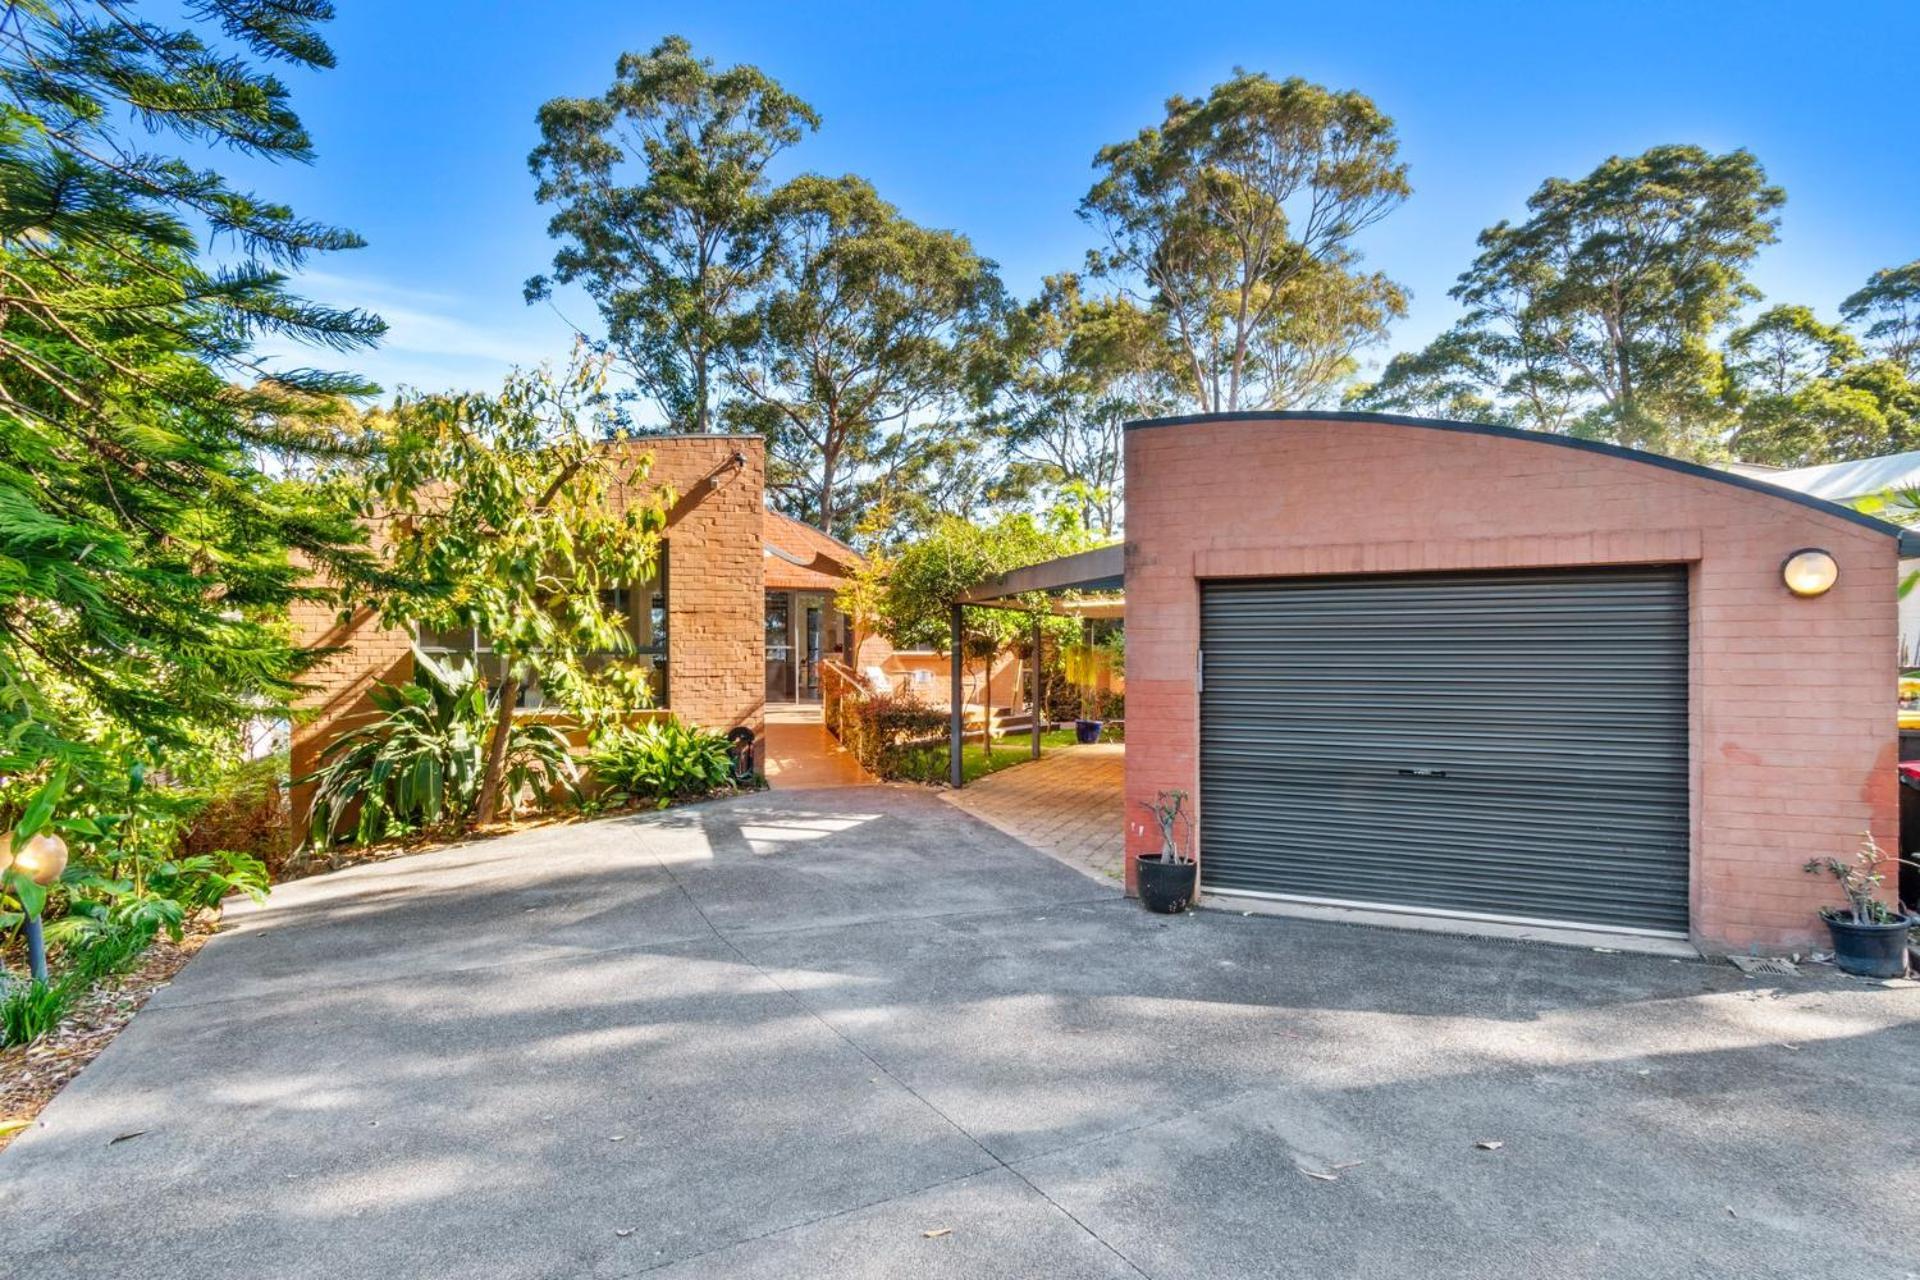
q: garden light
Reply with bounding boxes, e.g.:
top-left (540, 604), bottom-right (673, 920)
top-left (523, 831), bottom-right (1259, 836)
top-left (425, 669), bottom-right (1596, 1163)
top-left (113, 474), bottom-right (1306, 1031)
top-left (1781, 548), bottom-right (1838, 598)
top-left (3, 830), bottom-right (66, 984)
top-left (12, 832), bottom-right (68, 885)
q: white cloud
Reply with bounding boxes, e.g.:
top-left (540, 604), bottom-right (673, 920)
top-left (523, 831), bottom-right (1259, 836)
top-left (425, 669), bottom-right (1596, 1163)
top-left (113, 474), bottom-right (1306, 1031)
top-left (257, 270), bottom-right (587, 395)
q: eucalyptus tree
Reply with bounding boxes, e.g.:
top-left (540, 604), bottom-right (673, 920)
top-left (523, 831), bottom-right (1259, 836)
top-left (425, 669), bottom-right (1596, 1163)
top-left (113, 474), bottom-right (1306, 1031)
top-left (842, 422), bottom-right (1011, 549)
top-left (1080, 71), bottom-right (1411, 413)
top-left (723, 174), bottom-right (1001, 534)
top-left (1722, 306), bottom-right (1890, 463)
top-left (0, 0), bottom-right (383, 761)
top-left (993, 274), bottom-right (1173, 536)
top-left (1842, 261), bottom-right (1920, 382)
top-left (1360, 146), bottom-right (1785, 457)
top-left (527, 36), bottom-right (819, 432)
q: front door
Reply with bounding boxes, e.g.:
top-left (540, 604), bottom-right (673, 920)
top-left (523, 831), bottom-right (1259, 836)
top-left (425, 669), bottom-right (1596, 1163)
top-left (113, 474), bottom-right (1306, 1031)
top-left (765, 594), bottom-right (793, 700)
top-left (800, 601), bottom-right (823, 699)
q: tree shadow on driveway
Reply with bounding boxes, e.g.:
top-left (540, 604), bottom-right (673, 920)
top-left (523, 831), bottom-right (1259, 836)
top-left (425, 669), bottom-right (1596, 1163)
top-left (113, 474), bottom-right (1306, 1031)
top-left (3, 785), bottom-right (1914, 1279)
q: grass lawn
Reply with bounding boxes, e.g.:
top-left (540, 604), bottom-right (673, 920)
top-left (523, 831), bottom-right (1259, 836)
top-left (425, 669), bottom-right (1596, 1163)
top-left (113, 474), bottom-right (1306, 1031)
top-left (955, 727), bottom-right (1082, 784)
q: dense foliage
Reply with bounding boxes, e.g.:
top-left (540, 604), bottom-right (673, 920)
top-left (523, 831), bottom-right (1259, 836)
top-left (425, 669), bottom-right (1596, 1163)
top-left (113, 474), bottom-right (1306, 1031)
top-left (1081, 71), bottom-right (1410, 414)
top-left (587, 719), bottom-right (736, 808)
top-left (0, 1), bottom-right (377, 1028)
top-left (839, 512), bottom-right (1094, 758)
top-left (0, 0), bottom-right (383, 763)
top-left (300, 651), bottom-right (578, 848)
top-left (2, 758), bottom-right (269, 1045)
top-left (1356, 147), bottom-right (1918, 465)
top-left (528, 35), bottom-right (819, 434)
top-left (822, 690), bottom-right (949, 781)
top-left (991, 276), bottom-right (1170, 536)
top-left (353, 358), bottom-right (668, 822)
top-left (530, 38), bottom-right (1003, 543)
top-left (723, 174), bottom-right (1001, 530)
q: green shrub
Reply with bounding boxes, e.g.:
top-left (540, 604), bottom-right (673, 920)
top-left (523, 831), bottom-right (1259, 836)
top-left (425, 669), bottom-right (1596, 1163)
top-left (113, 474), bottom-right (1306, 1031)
top-left (832, 692), bottom-right (948, 780)
top-left (589, 719), bottom-right (734, 808)
top-left (0, 976), bottom-right (71, 1047)
top-left (0, 762), bottom-right (271, 1048)
top-left (179, 754), bottom-right (290, 871)
top-left (0, 921), bottom-right (158, 1048)
top-left (299, 650), bottom-right (578, 847)
top-left (64, 922), bottom-right (154, 985)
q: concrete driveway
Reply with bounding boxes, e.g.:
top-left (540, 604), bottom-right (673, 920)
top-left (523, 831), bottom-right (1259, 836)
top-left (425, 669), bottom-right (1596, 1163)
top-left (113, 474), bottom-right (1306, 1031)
top-left (2, 786), bottom-right (1916, 1279)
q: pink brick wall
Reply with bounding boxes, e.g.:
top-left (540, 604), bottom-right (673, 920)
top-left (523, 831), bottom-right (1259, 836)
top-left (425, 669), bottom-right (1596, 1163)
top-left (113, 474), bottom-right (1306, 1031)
top-left (1123, 415), bottom-right (1900, 952)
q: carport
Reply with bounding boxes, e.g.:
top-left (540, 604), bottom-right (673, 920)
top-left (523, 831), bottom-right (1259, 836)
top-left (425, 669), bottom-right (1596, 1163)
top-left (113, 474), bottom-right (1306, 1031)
top-left (945, 543), bottom-right (1124, 787)
top-left (1120, 411), bottom-right (1911, 954)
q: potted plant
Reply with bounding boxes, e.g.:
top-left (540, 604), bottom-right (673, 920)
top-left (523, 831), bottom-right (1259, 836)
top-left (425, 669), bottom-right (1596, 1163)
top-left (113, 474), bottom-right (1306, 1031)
top-left (1136, 789), bottom-right (1196, 914)
top-left (1803, 833), bottom-right (1917, 978)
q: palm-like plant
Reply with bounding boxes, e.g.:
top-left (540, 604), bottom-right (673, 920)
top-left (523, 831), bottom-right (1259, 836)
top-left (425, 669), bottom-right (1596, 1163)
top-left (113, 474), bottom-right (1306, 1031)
top-left (301, 650), bottom-right (577, 847)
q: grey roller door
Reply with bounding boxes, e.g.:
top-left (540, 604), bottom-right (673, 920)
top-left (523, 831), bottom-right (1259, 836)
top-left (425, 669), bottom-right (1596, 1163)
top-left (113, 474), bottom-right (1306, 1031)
top-left (1199, 567), bottom-right (1689, 933)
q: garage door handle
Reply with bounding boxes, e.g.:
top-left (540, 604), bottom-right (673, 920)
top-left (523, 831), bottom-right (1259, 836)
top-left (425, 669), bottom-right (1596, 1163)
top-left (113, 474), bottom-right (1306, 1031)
top-left (1397, 768), bottom-right (1447, 778)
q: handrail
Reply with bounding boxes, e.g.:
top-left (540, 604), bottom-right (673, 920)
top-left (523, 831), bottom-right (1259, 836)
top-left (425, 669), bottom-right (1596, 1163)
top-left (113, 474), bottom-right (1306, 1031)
top-left (820, 656), bottom-right (864, 691)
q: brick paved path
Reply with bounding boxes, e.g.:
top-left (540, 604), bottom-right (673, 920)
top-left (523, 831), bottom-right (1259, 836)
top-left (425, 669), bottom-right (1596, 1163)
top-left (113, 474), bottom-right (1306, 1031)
top-left (945, 742), bottom-right (1125, 885)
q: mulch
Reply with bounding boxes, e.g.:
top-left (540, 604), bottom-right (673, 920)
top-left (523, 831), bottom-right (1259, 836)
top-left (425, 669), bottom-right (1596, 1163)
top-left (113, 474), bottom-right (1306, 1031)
top-left (0, 922), bottom-right (214, 1154)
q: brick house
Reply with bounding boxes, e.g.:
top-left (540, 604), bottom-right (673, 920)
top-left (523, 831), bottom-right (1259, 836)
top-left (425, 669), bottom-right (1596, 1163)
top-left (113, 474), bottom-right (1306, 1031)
top-left (289, 434), bottom-right (872, 828)
top-left (1118, 411), bottom-right (1907, 952)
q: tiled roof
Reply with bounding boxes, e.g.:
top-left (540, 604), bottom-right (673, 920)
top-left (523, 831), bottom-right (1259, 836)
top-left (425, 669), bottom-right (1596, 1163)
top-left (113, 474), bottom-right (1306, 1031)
top-left (764, 509), bottom-right (864, 591)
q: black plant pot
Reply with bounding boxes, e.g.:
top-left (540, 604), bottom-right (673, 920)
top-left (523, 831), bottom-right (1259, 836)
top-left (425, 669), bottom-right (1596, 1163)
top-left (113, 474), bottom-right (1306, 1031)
top-left (1822, 913), bottom-right (1914, 979)
top-left (1137, 856), bottom-right (1196, 914)
top-left (1075, 719), bottom-right (1104, 744)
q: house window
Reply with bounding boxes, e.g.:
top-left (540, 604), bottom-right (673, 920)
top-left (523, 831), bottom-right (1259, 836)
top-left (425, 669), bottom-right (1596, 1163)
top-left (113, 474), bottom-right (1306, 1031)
top-left (414, 556), bottom-right (667, 711)
top-left (588, 559), bottom-right (669, 707)
top-left (413, 621), bottom-right (542, 707)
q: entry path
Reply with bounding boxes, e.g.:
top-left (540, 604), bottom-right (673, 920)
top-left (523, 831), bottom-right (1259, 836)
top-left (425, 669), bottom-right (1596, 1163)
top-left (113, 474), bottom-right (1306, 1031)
top-left (762, 702), bottom-right (874, 788)
top-left (3, 785), bottom-right (1916, 1280)
top-left (946, 742), bottom-right (1125, 884)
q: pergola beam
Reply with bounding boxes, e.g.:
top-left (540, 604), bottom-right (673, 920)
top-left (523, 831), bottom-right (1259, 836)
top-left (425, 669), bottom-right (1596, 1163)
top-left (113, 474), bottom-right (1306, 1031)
top-left (956, 543), bottom-right (1124, 604)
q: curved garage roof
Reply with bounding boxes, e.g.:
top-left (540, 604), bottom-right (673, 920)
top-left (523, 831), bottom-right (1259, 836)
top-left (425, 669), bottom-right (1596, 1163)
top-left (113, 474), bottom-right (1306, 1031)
top-left (1127, 410), bottom-right (1914, 549)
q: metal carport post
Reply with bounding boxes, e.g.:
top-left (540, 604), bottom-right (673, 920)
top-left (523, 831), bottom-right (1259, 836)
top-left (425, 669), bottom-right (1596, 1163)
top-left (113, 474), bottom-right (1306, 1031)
top-left (949, 603), bottom-right (965, 788)
top-left (946, 544), bottom-right (1125, 789)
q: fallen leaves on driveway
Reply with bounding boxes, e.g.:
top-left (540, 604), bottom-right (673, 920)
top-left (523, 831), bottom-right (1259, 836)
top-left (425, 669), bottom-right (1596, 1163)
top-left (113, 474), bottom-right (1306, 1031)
top-left (1475, 1140), bottom-right (1505, 1151)
top-left (922, 1227), bottom-right (953, 1239)
top-left (0, 922), bottom-right (212, 1154)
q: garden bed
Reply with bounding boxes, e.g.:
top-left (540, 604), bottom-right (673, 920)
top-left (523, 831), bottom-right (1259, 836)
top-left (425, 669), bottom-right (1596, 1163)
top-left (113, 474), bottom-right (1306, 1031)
top-left (0, 920), bottom-right (213, 1154)
top-left (277, 780), bottom-right (766, 883)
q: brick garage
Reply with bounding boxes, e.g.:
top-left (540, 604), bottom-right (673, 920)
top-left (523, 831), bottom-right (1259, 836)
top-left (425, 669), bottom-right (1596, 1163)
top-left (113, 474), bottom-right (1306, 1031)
top-left (289, 434), bottom-right (768, 830)
top-left (1122, 411), bottom-right (1904, 952)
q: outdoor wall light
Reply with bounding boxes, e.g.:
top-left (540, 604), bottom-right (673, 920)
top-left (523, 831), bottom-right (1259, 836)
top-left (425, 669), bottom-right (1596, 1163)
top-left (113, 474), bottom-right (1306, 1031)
top-left (1782, 548), bottom-right (1839, 598)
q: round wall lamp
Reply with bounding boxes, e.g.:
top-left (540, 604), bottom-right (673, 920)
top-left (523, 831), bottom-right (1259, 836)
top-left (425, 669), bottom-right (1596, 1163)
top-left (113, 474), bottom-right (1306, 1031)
top-left (1781, 548), bottom-right (1839, 598)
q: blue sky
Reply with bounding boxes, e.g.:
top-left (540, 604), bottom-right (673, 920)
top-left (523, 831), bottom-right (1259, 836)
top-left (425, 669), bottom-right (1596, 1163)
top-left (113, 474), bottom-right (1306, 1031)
top-left (247, 0), bottom-right (1920, 398)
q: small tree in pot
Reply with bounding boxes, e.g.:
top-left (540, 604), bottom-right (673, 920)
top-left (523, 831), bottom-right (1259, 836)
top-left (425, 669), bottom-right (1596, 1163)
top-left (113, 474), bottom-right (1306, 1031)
top-left (1803, 833), bottom-right (1916, 978)
top-left (1136, 789), bottom-right (1196, 914)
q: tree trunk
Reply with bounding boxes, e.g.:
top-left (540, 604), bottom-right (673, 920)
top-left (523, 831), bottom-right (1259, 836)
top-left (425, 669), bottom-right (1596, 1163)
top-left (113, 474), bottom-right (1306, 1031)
top-left (818, 438), bottom-right (838, 532)
top-left (475, 673), bottom-right (519, 826)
